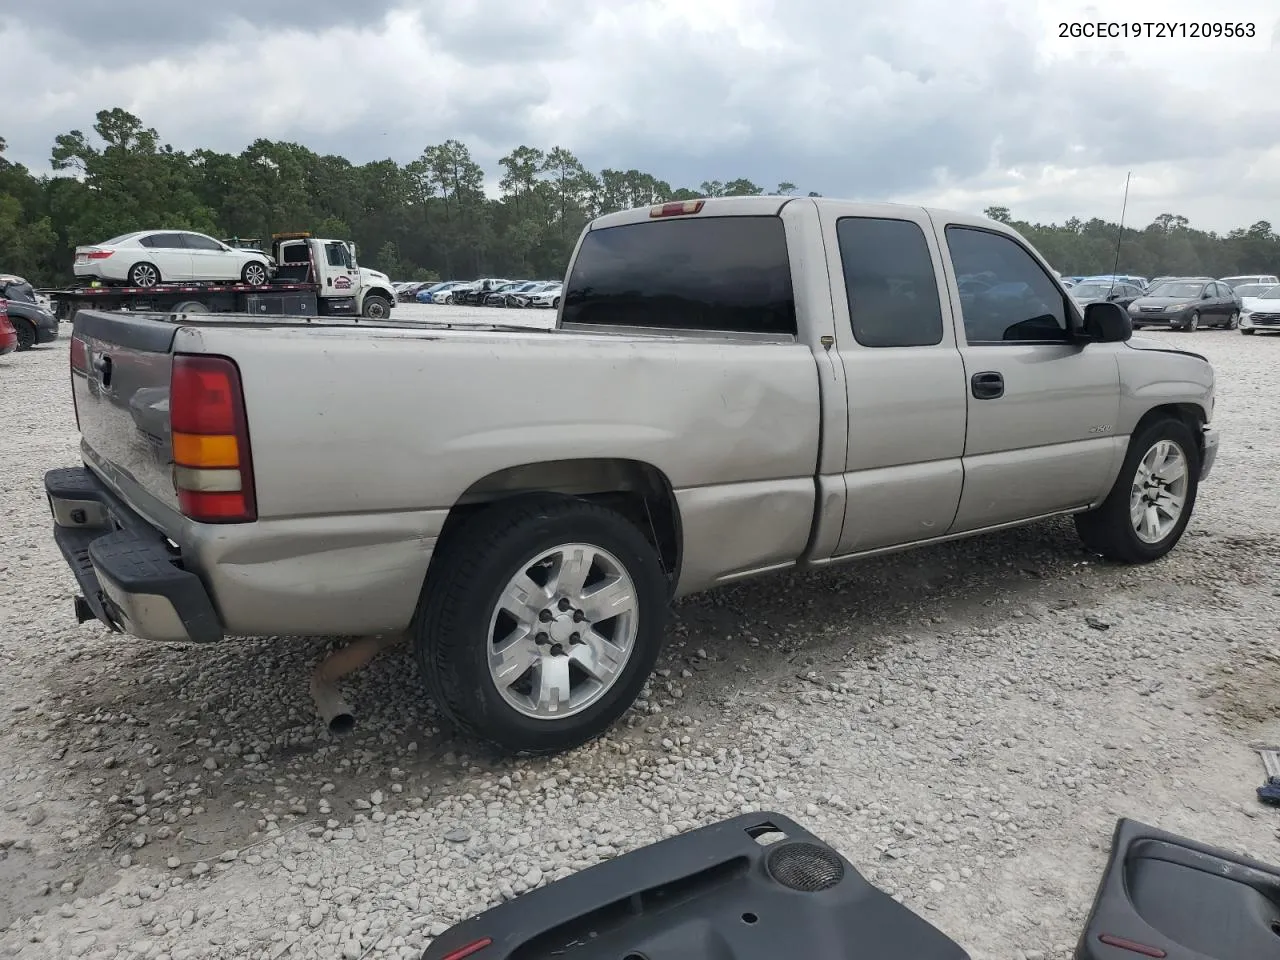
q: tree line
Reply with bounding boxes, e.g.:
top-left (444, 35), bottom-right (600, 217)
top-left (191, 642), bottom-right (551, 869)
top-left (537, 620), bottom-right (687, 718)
top-left (1, 108), bottom-right (1276, 287)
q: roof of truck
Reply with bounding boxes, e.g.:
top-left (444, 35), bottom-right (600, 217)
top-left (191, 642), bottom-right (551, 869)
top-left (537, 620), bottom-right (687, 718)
top-left (587, 195), bottom-right (1009, 234)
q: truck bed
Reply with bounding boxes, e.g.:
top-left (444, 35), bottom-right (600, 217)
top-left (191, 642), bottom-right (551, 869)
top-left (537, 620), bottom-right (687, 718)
top-left (67, 307), bottom-right (825, 636)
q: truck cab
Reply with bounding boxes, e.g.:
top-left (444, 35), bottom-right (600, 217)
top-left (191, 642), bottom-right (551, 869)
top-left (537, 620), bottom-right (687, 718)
top-left (271, 233), bottom-right (397, 319)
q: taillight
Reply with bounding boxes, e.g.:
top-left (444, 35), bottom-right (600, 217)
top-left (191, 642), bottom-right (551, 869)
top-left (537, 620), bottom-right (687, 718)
top-left (69, 335), bottom-right (87, 429)
top-left (86, 250), bottom-right (114, 260)
top-left (170, 354), bottom-right (257, 523)
top-left (649, 200), bottom-right (706, 218)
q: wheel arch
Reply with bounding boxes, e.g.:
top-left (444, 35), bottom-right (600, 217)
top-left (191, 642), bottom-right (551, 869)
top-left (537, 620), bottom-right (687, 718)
top-left (361, 287), bottom-right (396, 309)
top-left (1133, 402), bottom-right (1207, 460)
top-left (429, 458), bottom-right (682, 593)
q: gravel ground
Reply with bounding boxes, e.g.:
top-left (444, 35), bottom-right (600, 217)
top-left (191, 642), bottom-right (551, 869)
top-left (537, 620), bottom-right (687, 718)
top-left (2, 320), bottom-right (1279, 960)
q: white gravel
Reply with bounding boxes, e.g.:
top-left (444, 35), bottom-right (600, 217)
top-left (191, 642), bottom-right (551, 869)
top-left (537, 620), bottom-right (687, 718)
top-left (2, 323), bottom-right (1279, 960)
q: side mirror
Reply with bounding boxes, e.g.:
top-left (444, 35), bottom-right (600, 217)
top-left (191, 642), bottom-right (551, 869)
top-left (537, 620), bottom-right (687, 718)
top-left (1083, 301), bottom-right (1132, 343)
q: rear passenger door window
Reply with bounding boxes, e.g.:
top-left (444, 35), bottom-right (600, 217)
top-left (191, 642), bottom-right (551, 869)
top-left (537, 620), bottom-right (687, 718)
top-left (561, 215), bottom-right (796, 335)
top-left (836, 217), bottom-right (943, 347)
top-left (944, 227), bottom-right (1070, 344)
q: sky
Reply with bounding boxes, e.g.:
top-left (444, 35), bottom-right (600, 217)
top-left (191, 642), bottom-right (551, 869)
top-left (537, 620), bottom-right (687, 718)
top-left (4, 0), bottom-right (1279, 233)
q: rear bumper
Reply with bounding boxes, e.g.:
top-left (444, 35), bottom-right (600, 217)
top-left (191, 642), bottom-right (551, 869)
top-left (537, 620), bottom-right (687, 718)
top-left (1201, 425), bottom-right (1219, 480)
top-left (45, 466), bottom-right (223, 643)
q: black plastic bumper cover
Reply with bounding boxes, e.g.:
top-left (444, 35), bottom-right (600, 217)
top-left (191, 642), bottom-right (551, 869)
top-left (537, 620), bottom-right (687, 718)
top-left (421, 811), bottom-right (969, 960)
top-left (45, 466), bottom-right (223, 644)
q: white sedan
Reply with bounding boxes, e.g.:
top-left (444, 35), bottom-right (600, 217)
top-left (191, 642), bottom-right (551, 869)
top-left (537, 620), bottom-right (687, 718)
top-left (74, 230), bottom-right (273, 288)
top-left (1238, 283), bottom-right (1280, 335)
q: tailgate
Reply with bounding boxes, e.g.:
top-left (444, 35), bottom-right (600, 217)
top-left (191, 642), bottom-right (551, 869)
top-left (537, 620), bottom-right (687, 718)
top-left (72, 309), bottom-right (181, 518)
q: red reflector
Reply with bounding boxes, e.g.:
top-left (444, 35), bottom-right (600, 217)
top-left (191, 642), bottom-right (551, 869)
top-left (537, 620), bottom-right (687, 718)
top-left (86, 250), bottom-right (114, 259)
top-left (650, 200), bottom-right (706, 218)
top-left (177, 489), bottom-right (253, 521)
top-left (171, 355), bottom-right (241, 435)
top-left (439, 939), bottom-right (492, 960)
top-left (70, 336), bottom-right (88, 373)
top-left (1098, 934), bottom-right (1167, 957)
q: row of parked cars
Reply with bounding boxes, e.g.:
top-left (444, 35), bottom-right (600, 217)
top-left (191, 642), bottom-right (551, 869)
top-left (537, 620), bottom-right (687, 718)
top-left (1061, 272), bottom-right (1280, 334)
top-left (0, 274), bottom-right (61, 356)
top-left (395, 278), bottom-right (563, 308)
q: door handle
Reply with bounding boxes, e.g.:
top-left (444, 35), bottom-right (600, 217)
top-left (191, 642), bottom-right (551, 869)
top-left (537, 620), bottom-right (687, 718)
top-left (971, 371), bottom-right (1004, 399)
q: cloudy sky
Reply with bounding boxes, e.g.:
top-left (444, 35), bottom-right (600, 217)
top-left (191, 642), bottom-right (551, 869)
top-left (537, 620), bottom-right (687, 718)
top-left (5, 0), bottom-right (1279, 232)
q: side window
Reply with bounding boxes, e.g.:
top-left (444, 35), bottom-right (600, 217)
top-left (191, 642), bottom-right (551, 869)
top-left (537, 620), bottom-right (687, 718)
top-left (325, 242), bottom-right (351, 268)
top-left (140, 233), bottom-right (183, 249)
top-left (945, 226), bottom-right (1069, 344)
top-left (184, 233), bottom-right (223, 251)
top-left (561, 215), bottom-right (796, 335)
top-left (836, 217), bottom-right (943, 347)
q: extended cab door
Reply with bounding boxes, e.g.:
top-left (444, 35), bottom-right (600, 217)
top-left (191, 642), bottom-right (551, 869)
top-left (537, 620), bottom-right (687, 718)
top-left (933, 215), bottom-right (1122, 531)
top-left (817, 203), bottom-right (968, 555)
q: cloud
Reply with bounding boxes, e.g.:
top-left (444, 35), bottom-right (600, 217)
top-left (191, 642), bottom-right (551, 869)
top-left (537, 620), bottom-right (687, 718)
top-left (2, 0), bottom-right (1278, 232)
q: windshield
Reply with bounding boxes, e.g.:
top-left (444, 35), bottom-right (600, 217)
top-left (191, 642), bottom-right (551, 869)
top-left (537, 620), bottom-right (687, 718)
top-left (1233, 284), bottom-right (1271, 298)
top-left (1146, 281), bottom-right (1204, 298)
top-left (1259, 285), bottom-right (1280, 300)
top-left (0, 279), bottom-right (36, 303)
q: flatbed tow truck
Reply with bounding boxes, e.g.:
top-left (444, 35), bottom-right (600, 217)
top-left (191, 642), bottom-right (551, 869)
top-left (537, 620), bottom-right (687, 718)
top-left (50, 232), bottom-right (397, 322)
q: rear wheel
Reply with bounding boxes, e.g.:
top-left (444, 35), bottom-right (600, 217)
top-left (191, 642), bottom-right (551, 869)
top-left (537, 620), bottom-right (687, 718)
top-left (414, 494), bottom-right (668, 753)
top-left (128, 262), bottom-right (160, 288)
top-left (1074, 416), bottom-right (1200, 563)
top-left (13, 319), bottom-right (36, 351)
top-left (361, 294), bottom-right (391, 319)
top-left (171, 301), bottom-right (210, 314)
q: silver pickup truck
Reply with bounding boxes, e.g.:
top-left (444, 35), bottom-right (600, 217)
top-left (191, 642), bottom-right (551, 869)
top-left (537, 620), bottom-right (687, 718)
top-left (45, 196), bottom-right (1218, 753)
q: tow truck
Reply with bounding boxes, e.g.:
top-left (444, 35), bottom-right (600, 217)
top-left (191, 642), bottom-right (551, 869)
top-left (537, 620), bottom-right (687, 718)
top-left (50, 232), bottom-right (397, 321)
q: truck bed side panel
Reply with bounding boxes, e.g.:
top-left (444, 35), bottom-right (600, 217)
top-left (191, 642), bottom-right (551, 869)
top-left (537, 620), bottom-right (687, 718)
top-left (182, 324), bottom-right (823, 598)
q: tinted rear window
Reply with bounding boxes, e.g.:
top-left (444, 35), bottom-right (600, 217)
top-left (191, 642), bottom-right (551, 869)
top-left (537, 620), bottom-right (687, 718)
top-left (561, 215), bottom-right (796, 335)
top-left (837, 217), bottom-right (943, 347)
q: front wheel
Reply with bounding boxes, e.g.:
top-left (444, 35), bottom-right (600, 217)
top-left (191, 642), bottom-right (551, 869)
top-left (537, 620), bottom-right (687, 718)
top-left (13, 319), bottom-right (36, 351)
top-left (241, 261), bottom-right (269, 286)
top-left (1242, 327), bottom-right (1256, 335)
top-left (1074, 417), bottom-right (1200, 563)
top-left (1226, 311), bottom-right (1239, 329)
top-left (361, 294), bottom-right (391, 319)
top-left (1186, 311), bottom-right (1200, 331)
top-left (414, 494), bottom-right (668, 753)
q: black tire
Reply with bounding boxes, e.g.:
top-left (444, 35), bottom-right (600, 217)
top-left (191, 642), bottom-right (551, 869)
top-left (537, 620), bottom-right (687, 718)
top-left (1186, 311), bottom-right (1199, 331)
top-left (171, 301), bottom-right (210, 314)
top-left (241, 261), bottom-right (269, 286)
top-left (553, 297), bottom-right (561, 309)
top-left (1074, 416), bottom-right (1200, 564)
top-left (361, 294), bottom-right (391, 319)
top-left (1226, 311), bottom-right (1239, 329)
top-left (414, 494), bottom-right (668, 753)
top-left (13, 319), bottom-right (36, 351)
top-left (128, 262), bottom-right (160, 287)
top-left (1242, 327), bottom-right (1256, 336)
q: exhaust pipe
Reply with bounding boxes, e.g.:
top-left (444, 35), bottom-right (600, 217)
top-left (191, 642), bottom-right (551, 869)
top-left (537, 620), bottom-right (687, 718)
top-left (310, 633), bottom-right (405, 736)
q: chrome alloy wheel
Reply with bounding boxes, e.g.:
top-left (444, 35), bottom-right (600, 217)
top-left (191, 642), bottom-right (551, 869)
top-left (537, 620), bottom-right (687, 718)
top-left (1130, 439), bottom-right (1189, 544)
top-left (486, 543), bottom-right (639, 719)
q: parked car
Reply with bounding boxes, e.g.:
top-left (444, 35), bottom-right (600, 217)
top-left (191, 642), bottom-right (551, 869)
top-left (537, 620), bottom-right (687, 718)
top-left (0, 274), bottom-right (59, 349)
top-left (522, 282), bottom-right (564, 309)
top-left (457, 279), bottom-right (512, 305)
top-left (414, 281), bottom-right (465, 303)
top-left (1127, 278), bottom-right (1240, 330)
top-left (1220, 274), bottom-right (1278, 290)
top-left (484, 281), bottom-right (541, 306)
top-left (1238, 283), bottom-right (1280, 335)
top-left (73, 230), bottom-right (274, 288)
top-left (45, 196), bottom-right (1218, 753)
top-left (1068, 279), bottom-right (1144, 310)
top-left (0, 300), bottom-right (15, 356)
